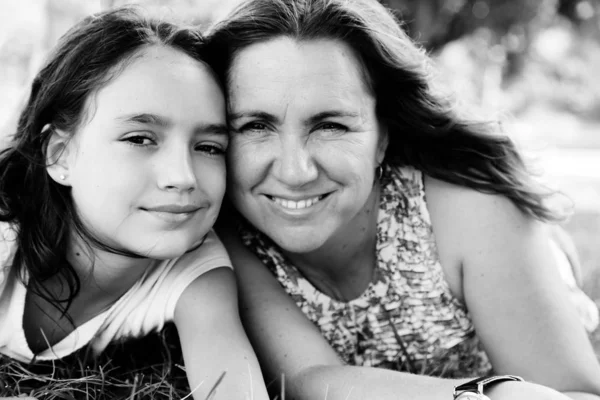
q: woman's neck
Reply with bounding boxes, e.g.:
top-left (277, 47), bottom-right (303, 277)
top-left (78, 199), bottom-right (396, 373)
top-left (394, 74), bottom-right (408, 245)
top-left (282, 183), bottom-right (381, 301)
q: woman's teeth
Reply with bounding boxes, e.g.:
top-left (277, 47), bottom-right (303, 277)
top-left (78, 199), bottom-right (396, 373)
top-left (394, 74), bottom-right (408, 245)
top-left (271, 195), bottom-right (323, 210)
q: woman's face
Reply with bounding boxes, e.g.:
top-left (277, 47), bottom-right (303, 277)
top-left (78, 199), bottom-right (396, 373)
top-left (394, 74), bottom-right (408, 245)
top-left (227, 37), bottom-right (387, 253)
top-left (55, 45), bottom-right (227, 259)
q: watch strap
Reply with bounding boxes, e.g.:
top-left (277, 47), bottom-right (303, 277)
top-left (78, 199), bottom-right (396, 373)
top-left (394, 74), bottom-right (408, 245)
top-left (453, 375), bottom-right (524, 397)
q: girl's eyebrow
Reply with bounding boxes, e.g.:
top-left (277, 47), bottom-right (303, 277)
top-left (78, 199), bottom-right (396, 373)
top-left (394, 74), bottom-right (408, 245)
top-left (118, 113), bottom-right (170, 127)
top-left (196, 124), bottom-right (229, 136)
top-left (117, 113), bottom-right (228, 135)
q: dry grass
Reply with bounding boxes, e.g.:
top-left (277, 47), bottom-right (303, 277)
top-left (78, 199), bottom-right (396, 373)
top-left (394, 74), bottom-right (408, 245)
top-left (0, 324), bottom-right (192, 399)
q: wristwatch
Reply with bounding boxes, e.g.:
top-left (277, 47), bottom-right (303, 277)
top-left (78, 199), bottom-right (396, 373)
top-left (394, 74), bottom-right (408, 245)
top-left (453, 375), bottom-right (524, 400)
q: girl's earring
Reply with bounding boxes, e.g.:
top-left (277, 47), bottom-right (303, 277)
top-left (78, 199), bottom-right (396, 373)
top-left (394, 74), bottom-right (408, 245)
top-left (376, 165), bottom-right (383, 180)
top-left (59, 174), bottom-right (66, 180)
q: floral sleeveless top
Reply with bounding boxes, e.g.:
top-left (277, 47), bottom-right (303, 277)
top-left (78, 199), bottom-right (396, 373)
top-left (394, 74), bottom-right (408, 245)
top-left (238, 165), bottom-right (493, 378)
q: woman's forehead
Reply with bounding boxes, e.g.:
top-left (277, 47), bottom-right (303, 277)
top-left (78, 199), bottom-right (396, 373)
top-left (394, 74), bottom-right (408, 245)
top-left (227, 37), bottom-right (373, 108)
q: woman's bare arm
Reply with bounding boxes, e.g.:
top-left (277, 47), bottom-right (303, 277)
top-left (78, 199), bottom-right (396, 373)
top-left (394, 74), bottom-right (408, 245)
top-left (425, 176), bottom-right (600, 397)
top-left (218, 224), bottom-right (578, 400)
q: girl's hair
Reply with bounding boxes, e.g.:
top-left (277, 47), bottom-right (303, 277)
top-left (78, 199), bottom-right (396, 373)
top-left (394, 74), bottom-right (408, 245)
top-left (207, 0), bottom-right (563, 222)
top-left (0, 7), bottom-right (215, 315)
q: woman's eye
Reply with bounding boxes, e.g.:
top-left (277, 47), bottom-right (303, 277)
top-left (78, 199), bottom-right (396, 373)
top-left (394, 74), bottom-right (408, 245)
top-left (316, 122), bottom-right (347, 133)
top-left (123, 135), bottom-right (155, 146)
top-left (238, 122), bottom-right (268, 133)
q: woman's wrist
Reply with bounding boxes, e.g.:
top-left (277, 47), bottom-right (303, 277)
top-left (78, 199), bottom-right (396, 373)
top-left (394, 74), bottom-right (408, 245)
top-left (485, 380), bottom-right (569, 400)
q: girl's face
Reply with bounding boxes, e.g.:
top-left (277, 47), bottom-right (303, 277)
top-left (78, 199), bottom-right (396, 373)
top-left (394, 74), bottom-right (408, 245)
top-left (55, 45), bottom-right (227, 259)
top-left (227, 37), bottom-right (387, 253)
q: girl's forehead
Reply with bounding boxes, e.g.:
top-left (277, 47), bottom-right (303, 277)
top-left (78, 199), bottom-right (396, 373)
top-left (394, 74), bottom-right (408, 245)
top-left (76, 46), bottom-right (224, 134)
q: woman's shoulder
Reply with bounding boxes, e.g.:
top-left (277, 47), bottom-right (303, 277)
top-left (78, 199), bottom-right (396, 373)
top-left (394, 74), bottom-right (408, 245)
top-left (384, 165), bottom-right (423, 191)
top-left (424, 175), bottom-right (529, 231)
top-left (423, 175), bottom-right (538, 300)
top-left (380, 165), bottom-right (427, 212)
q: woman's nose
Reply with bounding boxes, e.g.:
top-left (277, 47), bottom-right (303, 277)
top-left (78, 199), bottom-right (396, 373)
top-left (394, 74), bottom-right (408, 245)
top-left (272, 135), bottom-right (318, 188)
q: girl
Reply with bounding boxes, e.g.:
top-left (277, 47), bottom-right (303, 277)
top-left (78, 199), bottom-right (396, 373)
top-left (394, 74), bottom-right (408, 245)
top-left (0, 7), bottom-right (268, 400)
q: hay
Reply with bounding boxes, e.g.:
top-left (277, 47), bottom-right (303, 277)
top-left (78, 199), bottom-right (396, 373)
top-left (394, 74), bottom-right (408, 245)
top-left (0, 323), bottom-right (193, 400)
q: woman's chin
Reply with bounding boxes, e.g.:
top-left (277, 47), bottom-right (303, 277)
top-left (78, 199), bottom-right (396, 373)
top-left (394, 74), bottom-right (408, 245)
top-left (267, 230), bottom-right (328, 254)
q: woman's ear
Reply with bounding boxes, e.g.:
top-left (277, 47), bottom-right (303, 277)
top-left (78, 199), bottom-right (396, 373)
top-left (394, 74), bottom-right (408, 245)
top-left (376, 125), bottom-right (389, 165)
top-left (45, 127), bottom-right (73, 186)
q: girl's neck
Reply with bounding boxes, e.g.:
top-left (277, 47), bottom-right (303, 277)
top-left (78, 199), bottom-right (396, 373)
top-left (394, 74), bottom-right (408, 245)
top-left (282, 183), bottom-right (381, 301)
top-left (23, 236), bottom-right (154, 354)
top-left (66, 235), bottom-right (153, 299)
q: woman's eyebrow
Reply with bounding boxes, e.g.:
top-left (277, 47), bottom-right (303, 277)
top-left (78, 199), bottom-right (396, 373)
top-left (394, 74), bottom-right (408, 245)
top-left (228, 110), bottom-right (278, 123)
top-left (305, 111), bottom-right (360, 125)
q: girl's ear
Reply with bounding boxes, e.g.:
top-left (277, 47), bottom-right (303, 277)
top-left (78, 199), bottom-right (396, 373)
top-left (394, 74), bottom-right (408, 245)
top-left (45, 127), bottom-right (74, 186)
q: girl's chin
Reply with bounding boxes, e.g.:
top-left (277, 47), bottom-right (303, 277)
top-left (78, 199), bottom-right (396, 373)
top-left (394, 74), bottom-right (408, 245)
top-left (131, 239), bottom-right (204, 260)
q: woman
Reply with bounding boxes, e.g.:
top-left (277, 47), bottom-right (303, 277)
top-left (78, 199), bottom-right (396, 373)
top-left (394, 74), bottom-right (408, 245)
top-left (208, 0), bottom-right (600, 399)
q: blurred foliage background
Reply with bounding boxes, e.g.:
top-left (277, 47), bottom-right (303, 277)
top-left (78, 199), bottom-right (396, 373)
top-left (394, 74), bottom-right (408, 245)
top-left (1, 0), bottom-right (600, 355)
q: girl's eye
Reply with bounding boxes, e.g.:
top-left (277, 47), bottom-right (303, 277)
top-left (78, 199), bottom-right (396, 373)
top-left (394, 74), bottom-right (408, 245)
top-left (122, 135), bottom-right (155, 146)
top-left (195, 143), bottom-right (225, 156)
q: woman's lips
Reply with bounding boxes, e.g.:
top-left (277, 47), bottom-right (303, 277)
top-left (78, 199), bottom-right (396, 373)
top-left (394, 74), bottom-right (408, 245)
top-left (264, 193), bottom-right (332, 211)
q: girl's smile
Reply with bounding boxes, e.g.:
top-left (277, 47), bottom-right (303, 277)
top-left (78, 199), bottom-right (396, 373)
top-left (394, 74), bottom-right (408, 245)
top-left (142, 203), bottom-right (206, 224)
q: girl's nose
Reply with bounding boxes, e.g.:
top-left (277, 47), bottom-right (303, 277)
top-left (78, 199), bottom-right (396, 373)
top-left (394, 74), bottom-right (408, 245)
top-left (156, 144), bottom-right (197, 192)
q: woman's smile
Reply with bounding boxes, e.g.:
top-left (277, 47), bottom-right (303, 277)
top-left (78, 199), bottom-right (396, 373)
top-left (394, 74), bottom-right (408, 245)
top-left (268, 194), bottom-right (325, 210)
top-left (264, 192), bottom-right (332, 215)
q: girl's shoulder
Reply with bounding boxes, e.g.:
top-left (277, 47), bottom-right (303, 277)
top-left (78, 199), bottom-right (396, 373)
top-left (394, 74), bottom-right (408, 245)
top-left (144, 230), bottom-right (233, 294)
top-left (0, 222), bottom-right (18, 288)
top-left (173, 230), bottom-right (232, 272)
top-left (0, 222), bottom-right (17, 267)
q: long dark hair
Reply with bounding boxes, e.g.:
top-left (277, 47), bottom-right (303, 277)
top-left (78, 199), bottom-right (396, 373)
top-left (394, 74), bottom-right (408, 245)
top-left (207, 0), bottom-right (564, 222)
top-left (0, 7), bottom-right (214, 316)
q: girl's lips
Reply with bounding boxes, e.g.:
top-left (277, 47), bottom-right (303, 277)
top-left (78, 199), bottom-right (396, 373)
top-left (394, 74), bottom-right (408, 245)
top-left (144, 204), bottom-right (202, 213)
top-left (144, 209), bottom-right (199, 223)
top-left (142, 203), bottom-right (206, 224)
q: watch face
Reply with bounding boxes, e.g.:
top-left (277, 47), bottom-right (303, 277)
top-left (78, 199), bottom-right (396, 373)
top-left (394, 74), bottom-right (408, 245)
top-left (455, 393), bottom-right (491, 400)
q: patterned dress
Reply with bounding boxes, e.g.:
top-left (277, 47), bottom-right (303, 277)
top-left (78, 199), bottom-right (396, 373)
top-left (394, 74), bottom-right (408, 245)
top-left (239, 165), bottom-right (492, 378)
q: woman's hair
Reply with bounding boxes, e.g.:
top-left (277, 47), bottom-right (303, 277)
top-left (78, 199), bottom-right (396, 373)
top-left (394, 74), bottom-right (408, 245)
top-left (207, 0), bottom-right (563, 222)
top-left (0, 7), bottom-right (214, 316)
